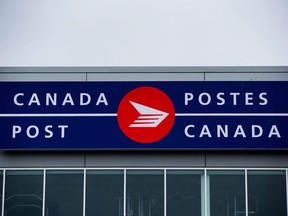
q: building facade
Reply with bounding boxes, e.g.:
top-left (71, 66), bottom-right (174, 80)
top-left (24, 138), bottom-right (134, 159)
top-left (0, 66), bottom-right (288, 216)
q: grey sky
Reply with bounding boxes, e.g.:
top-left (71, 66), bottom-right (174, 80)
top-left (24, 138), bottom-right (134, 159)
top-left (0, 0), bottom-right (287, 66)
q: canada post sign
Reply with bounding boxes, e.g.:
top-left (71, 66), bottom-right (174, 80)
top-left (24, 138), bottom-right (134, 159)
top-left (0, 81), bottom-right (287, 150)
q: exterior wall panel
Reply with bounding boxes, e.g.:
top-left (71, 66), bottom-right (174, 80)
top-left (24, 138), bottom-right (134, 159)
top-left (0, 152), bottom-right (85, 167)
top-left (87, 73), bottom-right (204, 81)
top-left (0, 67), bottom-right (287, 168)
top-left (206, 72), bottom-right (288, 81)
top-left (206, 152), bottom-right (288, 167)
top-left (0, 73), bottom-right (86, 81)
top-left (86, 152), bottom-right (206, 167)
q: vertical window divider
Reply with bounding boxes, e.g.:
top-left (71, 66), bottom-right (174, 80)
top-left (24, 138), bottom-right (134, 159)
top-left (245, 169), bottom-right (248, 216)
top-left (286, 169), bottom-right (288, 216)
top-left (200, 171), bottom-right (205, 216)
top-left (124, 169), bottom-right (127, 216)
top-left (42, 169), bottom-right (46, 216)
top-left (164, 169), bottom-right (167, 216)
top-left (83, 169), bottom-right (87, 216)
top-left (204, 169), bottom-right (207, 216)
top-left (1, 170), bottom-right (5, 216)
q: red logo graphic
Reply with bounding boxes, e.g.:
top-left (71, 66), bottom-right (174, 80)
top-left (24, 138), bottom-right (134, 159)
top-left (117, 87), bottom-right (175, 143)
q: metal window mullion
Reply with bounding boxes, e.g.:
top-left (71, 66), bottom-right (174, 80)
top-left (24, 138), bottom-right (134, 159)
top-left (200, 174), bottom-right (205, 216)
top-left (245, 169), bottom-right (248, 216)
top-left (83, 169), bottom-right (87, 216)
top-left (124, 169), bottom-right (127, 216)
top-left (42, 169), bottom-right (46, 216)
top-left (286, 169), bottom-right (288, 216)
top-left (164, 169), bottom-right (167, 216)
top-left (1, 170), bottom-right (5, 216)
top-left (204, 169), bottom-right (207, 216)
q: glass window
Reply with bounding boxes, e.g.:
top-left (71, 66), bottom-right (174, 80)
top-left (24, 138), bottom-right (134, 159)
top-left (126, 170), bottom-right (164, 216)
top-left (0, 171), bottom-right (3, 214)
top-left (45, 170), bottom-right (84, 216)
top-left (167, 170), bottom-right (204, 216)
top-left (208, 170), bottom-right (245, 216)
top-left (4, 170), bottom-right (43, 216)
top-left (85, 170), bottom-right (124, 216)
top-left (248, 170), bottom-right (287, 216)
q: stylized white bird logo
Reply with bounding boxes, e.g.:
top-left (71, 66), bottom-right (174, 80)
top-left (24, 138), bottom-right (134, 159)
top-left (129, 101), bottom-right (169, 128)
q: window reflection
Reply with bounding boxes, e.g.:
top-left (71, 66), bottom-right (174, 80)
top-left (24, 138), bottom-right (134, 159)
top-left (45, 170), bottom-right (83, 216)
top-left (248, 170), bottom-right (287, 216)
top-left (86, 170), bottom-right (124, 216)
top-left (208, 170), bottom-right (245, 216)
top-left (167, 170), bottom-right (204, 216)
top-left (126, 170), bottom-right (164, 216)
top-left (4, 170), bottom-right (43, 216)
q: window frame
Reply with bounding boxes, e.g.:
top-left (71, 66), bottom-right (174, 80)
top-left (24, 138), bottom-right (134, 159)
top-left (0, 167), bottom-right (287, 216)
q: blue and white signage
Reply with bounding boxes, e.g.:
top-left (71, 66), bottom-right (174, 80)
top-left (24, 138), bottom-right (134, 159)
top-left (0, 81), bottom-right (287, 150)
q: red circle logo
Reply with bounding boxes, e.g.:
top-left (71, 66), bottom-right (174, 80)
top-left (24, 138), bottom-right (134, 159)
top-left (117, 86), bottom-right (175, 143)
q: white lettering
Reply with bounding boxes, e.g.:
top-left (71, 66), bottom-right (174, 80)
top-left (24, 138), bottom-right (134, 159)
top-left (80, 93), bottom-right (91, 105)
top-left (14, 93), bottom-right (24, 106)
top-left (96, 93), bottom-right (108, 105)
top-left (28, 93), bottom-right (40, 106)
top-left (200, 125), bottom-right (212, 137)
top-left (268, 125), bottom-right (281, 138)
top-left (46, 93), bottom-right (57, 106)
top-left (62, 93), bottom-right (75, 106)
top-left (217, 92), bottom-right (225, 105)
top-left (245, 92), bottom-right (253, 105)
top-left (185, 93), bottom-right (194, 105)
top-left (217, 125), bottom-right (228, 137)
top-left (185, 124), bottom-right (281, 139)
top-left (27, 125), bottom-right (39, 138)
top-left (259, 92), bottom-right (268, 105)
top-left (184, 125), bottom-right (195, 138)
top-left (12, 125), bottom-right (69, 139)
top-left (234, 125), bottom-right (246, 137)
top-left (198, 93), bottom-right (211, 106)
top-left (230, 92), bottom-right (240, 105)
top-left (45, 125), bottom-right (53, 138)
top-left (12, 125), bottom-right (22, 138)
top-left (252, 125), bottom-right (263, 138)
top-left (58, 125), bottom-right (68, 138)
